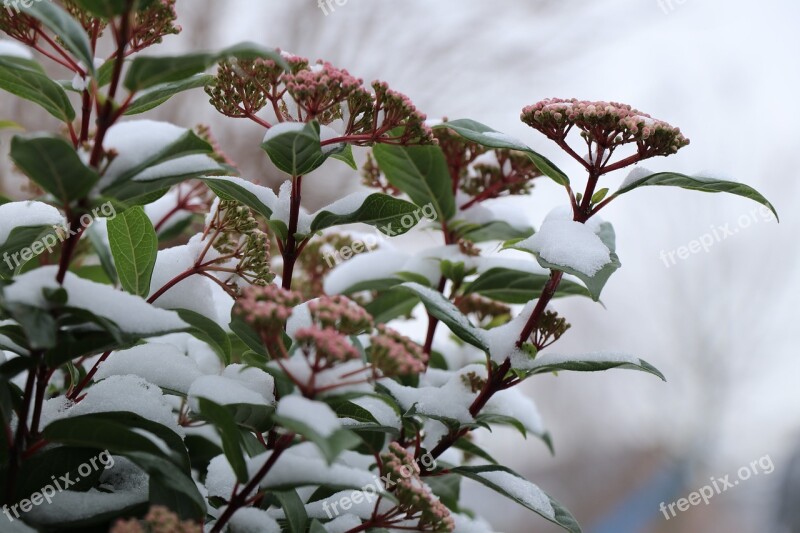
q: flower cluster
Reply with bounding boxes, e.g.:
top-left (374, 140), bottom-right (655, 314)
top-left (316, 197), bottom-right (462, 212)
top-left (308, 294), bottom-right (373, 334)
top-left (528, 310), bottom-right (571, 351)
top-left (294, 233), bottom-right (358, 298)
top-left (381, 443), bottom-right (454, 532)
top-left (362, 152), bottom-right (401, 195)
top-left (368, 325), bottom-right (427, 376)
top-left (284, 61), bottom-right (363, 123)
top-left (295, 325), bottom-right (359, 365)
top-left (110, 506), bottom-right (200, 533)
top-left (128, 0), bottom-right (181, 54)
top-left (0, 7), bottom-right (39, 44)
top-left (235, 284), bottom-right (302, 337)
top-left (455, 294), bottom-right (510, 328)
top-left (208, 200), bottom-right (274, 288)
top-left (207, 53), bottom-right (435, 145)
top-left (521, 98), bottom-right (689, 161)
top-left (460, 149), bottom-right (541, 200)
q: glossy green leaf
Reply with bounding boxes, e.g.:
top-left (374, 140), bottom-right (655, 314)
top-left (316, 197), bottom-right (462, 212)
top-left (176, 308), bottom-right (231, 365)
top-left (261, 121), bottom-right (328, 176)
top-left (435, 119), bottom-right (570, 186)
top-left (525, 352), bottom-right (666, 381)
top-left (310, 193), bottom-right (423, 235)
top-left (197, 398), bottom-right (248, 483)
top-left (0, 57), bottom-right (75, 121)
top-left (465, 268), bottom-right (592, 303)
top-left (21, 1), bottom-right (94, 74)
top-left (372, 144), bottom-right (455, 221)
top-left (125, 74), bottom-right (214, 115)
top-left (615, 171), bottom-right (778, 221)
top-left (107, 206), bottom-right (157, 296)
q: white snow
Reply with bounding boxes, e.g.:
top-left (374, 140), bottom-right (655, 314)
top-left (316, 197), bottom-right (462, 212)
top-left (481, 300), bottom-right (536, 368)
top-left (94, 343), bottom-right (203, 394)
top-left (148, 234), bottom-right (233, 323)
top-left (0, 201), bottom-right (64, 245)
top-left (143, 183), bottom-right (200, 233)
top-left (342, 395), bottom-right (401, 429)
top-left (277, 395), bottom-right (341, 436)
top-left (66, 375), bottom-right (183, 435)
top-left (619, 166), bottom-right (654, 189)
top-left (477, 471), bottom-right (554, 518)
top-left (227, 507), bottom-right (281, 533)
top-left (312, 191), bottom-right (371, 217)
top-left (263, 121), bottom-right (307, 143)
top-left (323, 249), bottom-right (413, 294)
top-left (485, 387), bottom-right (546, 437)
top-left (0, 40), bottom-right (33, 59)
top-left (205, 443), bottom-right (378, 498)
top-left (189, 364), bottom-right (275, 408)
top-left (513, 207), bottom-right (611, 276)
top-left (383, 366), bottom-right (485, 423)
top-left (482, 131), bottom-right (528, 149)
top-left (3, 267), bottom-right (187, 335)
top-left (323, 514), bottom-right (363, 533)
top-left (25, 457), bottom-right (147, 526)
top-left (98, 120), bottom-right (221, 188)
top-left (452, 513), bottom-right (496, 533)
top-left (529, 351), bottom-right (641, 368)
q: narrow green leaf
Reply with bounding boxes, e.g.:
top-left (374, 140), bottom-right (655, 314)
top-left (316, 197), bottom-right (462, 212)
top-left (124, 74), bottom-right (214, 115)
top-left (372, 144), bottom-right (455, 221)
top-left (0, 57), bottom-right (75, 121)
top-left (310, 193), bottom-right (423, 235)
top-left (21, 1), bottom-right (94, 74)
top-left (107, 206), bottom-right (157, 296)
top-left (197, 398), bottom-right (248, 483)
top-left (275, 490), bottom-right (308, 533)
top-left (616, 171), bottom-right (778, 221)
top-left (435, 119), bottom-right (570, 186)
top-left (124, 42), bottom-right (287, 91)
top-left (464, 268), bottom-right (592, 303)
top-left (526, 352), bottom-right (666, 381)
top-left (398, 282), bottom-right (487, 351)
top-left (10, 135), bottom-right (98, 203)
top-left (451, 465), bottom-right (582, 533)
top-left (176, 309), bottom-right (231, 365)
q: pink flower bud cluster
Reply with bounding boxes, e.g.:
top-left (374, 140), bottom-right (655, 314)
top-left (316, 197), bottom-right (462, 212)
top-left (283, 61), bottom-right (362, 122)
top-left (368, 325), bottom-right (427, 377)
top-left (381, 443), bottom-right (454, 532)
top-left (521, 98), bottom-right (689, 159)
top-left (308, 295), bottom-right (373, 335)
top-left (294, 326), bottom-right (359, 364)
top-left (371, 81), bottom-right (436, 145)
top-left (235, 284), bottom-right (302, 335)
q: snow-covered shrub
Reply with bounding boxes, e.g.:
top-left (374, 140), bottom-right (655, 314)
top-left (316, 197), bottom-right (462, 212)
top-left (0, 2), bottom-right (777, 532)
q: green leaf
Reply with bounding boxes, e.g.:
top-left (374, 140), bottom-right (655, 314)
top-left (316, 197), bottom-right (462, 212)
top-left (0, 224), bottom-right (59, 278)
top-left (453, 219), bottom-right (534, 243)
top-left (272, 414), bottom-right (360, 464)
top-left (505, 221), bottom-right (620, 301)
top-left (310, 193), bottom-right (423, 235)
top-left (10, 135), bottom-right (98, 204)
top-left (124, 74), bottom-right (214, 115)
top-left (229, 314), bottom-right (266, 357)
top-left (435, 119), bottom-right (570, 186)
top-left (15, 447), bottom-right (104, 501)
top-left (0, 57), bottom-right (75, 121)
top-left (21, 1), bottom-right (95, 74)
top-left (329, 143), bottom-right (357, 169)
top-left (176, 309), bottom-right (231, 365)
top-left (261, 121), bottom-right (329, 176)
top-left (398, 282), bottom-right (487, 351)
top-left (197, 398), bottom-right (248, 483)
top-left (275, 490), bottom-right (308, 533)
top-left (451, 465), bottom-right (582, 533)
top-left (615, 171), bottom-right (779, 221)
top-left (107, 206), bottom-right (157, 296)
top-left (202, 177), bottom-right (274, 220)
top-left (131, 451), bottom-right (206, 521)
top-left (364, 288), bottom-right (419, 324)
top-left (102, 129), bottom-right (215, 190)
top-left (44, 416), bottom-right (169, 459)
top-left (4, 302), bottom-right (57, 349)
top-left (87, 222), bottom-right (119, 285)
top-left (525, 352), bottom-right (666, 381)
top-left (465, 268), bottom-right (592, 303)
top-left (372, 144), bottom-right (455, 221)
top-left (124, 42), bottom-right (287, 91)
top-left (70, 0), bottom-right (157, 19)
top-left (453, 438), bottom-right (498, 464)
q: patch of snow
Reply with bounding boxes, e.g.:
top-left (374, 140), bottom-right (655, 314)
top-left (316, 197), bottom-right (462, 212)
top-left (619, 166), bottom-right (654, 189)
top-left (3, 267), bottom-right (186, 335)
top-left (477, 470), bottom-right (554, 519)
top-left (0, 201), bottom-right (64, 245)
top-left (227, 507), bottom-right (280, 533)
top-left (277, 395), bottom-right (341, 436)
top-left (0, 40), bottom-right (32, 59)
top-left (94, 343), bottom-right (203, 394)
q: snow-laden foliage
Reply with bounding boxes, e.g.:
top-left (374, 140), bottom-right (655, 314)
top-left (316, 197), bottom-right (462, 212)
top-left (0, 2), bottom-right (776, 532)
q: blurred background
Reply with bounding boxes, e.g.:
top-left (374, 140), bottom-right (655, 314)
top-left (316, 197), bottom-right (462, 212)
top-left (2, 1), bottom-right (797, 531)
